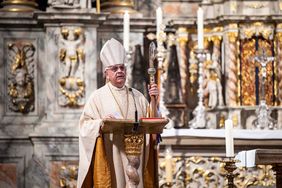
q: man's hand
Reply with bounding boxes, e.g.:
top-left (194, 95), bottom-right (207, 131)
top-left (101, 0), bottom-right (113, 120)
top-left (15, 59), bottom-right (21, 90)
top-left (148, 84), bottom-right (159, 97)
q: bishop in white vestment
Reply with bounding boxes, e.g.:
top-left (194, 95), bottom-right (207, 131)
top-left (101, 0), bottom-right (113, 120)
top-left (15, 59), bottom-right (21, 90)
top-left (78, 38), bottom-right (159, 188)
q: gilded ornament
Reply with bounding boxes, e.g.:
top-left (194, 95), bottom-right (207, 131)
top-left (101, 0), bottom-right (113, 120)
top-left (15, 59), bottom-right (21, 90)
top-left (240, 23), bottom-right (274, 40)
top-left (228, 32), bottom-right (237, 43)
top-left (276, 32), bottom-right (282, 43)
top-left (245, 2), bottom-right (267, 9)
top-left (177, 27), bottom-right (188, 44)
top-left (159, 156), bottom-right (275, 187)
top-left (58, 27), bottom-right (86, 107)
top-left (7, 42), bottom-right (35, 113)
top-left (124, 134), bottom-right (144, 156)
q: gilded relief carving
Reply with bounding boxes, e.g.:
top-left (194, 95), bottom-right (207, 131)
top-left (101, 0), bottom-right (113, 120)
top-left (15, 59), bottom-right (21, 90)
top-left (240, 23), bottom-right (274, 41)
top-left (159, 156), bottom-right (275, 187)
top-left (59, 165), bottom-right (78, 188)
top-left (58, 27), bottom-right (85, 107)
top-left (7, 42), bottom-right (35, 113)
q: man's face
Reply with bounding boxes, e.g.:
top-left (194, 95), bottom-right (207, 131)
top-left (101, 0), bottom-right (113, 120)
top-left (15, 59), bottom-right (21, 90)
top-left (105, 64), bottom-right (126, 88)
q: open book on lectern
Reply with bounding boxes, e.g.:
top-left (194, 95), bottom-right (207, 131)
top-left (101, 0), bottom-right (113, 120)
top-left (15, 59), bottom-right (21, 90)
top-left (101, 117), bottom-right (169, 134)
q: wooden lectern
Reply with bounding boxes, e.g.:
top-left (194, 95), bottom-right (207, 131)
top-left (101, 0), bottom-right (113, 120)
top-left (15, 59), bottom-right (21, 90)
top-left (101, 118), bottom-right (169, 188)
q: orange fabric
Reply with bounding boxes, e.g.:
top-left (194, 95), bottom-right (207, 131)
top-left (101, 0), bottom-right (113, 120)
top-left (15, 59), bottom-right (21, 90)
top-left (93, 136), bottom-right (111, 188)
top-left (144, 134), bottom-right (159, 188)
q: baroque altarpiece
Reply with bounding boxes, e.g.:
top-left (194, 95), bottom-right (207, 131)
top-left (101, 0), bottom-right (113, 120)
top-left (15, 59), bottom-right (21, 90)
top-left (0, 0), bottom-right (282, 187)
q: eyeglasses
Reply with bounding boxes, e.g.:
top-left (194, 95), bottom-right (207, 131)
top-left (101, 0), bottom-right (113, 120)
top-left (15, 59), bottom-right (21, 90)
top-left (107, 64), bottom-right (126, 72)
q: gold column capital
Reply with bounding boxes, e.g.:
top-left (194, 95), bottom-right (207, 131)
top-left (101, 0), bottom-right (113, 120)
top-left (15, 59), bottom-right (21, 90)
top-left (177, 27), bottom-right (188, 45)
top-left (227, 32), bottom-right (238, 43)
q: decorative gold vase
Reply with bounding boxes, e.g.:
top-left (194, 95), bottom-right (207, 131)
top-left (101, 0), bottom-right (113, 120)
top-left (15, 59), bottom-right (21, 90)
top-left (1, 0), bottom-right (38, 12)
top-left (100, 0), bottom-right (135, 14)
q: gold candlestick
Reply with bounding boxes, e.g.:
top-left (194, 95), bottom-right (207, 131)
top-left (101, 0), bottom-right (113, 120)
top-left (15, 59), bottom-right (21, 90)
top-left (222, 157), bottom-right (237, 188)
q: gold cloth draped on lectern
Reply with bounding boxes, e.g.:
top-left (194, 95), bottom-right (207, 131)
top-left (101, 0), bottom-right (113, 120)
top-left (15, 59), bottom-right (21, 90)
top-left (93, 136), bottom-right (112, 187)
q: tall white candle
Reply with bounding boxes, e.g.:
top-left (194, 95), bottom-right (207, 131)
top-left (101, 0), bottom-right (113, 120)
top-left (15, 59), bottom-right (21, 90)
top-left (225, 119), bottom-right (234, 157)
top-left (165, 147), bottom-right (173, 183)
top-left (123, 11), bottom-right (130, 52)
top-left (197, 7), bottom-right (204, 49)
top-left (156, 7), bottom-right (163, 37)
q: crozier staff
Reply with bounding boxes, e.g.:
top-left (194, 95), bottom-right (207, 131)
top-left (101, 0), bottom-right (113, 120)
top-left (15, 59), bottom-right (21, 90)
top-left (77, 38), bottom-right (159, 188)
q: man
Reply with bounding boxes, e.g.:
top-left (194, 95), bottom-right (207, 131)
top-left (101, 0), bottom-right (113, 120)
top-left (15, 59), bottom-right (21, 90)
top-left (78, 38), bottom-right (159, 188)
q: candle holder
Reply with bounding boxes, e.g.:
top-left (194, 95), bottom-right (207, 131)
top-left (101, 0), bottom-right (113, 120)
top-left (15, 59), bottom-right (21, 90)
top-left (125, 49), bottom-right (133, 87)
top-left (157, 24), bottom-right (169, 117)
top-left (188, 48), bottom-right (208, 129)
top-left (222, 157), bottom-right (238, 188)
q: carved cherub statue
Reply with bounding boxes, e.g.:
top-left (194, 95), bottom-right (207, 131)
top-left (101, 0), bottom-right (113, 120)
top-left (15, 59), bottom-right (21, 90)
top-left (59, 28), bottom-right (85, 78)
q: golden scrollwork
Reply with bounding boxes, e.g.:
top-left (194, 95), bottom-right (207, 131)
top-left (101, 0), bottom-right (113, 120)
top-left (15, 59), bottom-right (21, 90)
top-left (245, 2), bottom-right (267, 9)
top-left (59, 77), bottom-right (85, 106)
top-left (159, 156), bottom-right (275, 187)
top-left (228, 32), bottom-right (238, 43)
top-left (240, 22), bottom-right (274, 40)
top-left (124, 134), bottom-right (144, 156)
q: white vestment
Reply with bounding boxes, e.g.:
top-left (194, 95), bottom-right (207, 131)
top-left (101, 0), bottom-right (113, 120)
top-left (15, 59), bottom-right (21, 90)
top-left (78, 82), bottom-right (150, 188)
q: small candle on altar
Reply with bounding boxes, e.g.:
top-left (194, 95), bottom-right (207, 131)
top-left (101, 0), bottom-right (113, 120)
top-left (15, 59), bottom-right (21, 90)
top-left (123, 11), bottom-right (130, 52)
top-left (225, 119), bottom-right (234, 157)
top-left (156, 7), bottom-right (163, 37)
top-left (165, 146), bottom-right (173, 183)
top-left (197, 7), bottom-right (204, 49)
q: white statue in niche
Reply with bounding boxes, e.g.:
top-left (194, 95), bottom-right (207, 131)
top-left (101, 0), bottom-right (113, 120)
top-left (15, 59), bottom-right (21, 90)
top-left (59, 27), bottom-right (85, 78)
top-left (48, 0), bottom-right (91, 8)
top-left (203, 53), bottom-right (224, 109)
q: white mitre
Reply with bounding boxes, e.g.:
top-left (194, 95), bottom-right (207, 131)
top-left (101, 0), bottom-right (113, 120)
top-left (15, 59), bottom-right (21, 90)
top-left (100, 38), bottom-right (127, 68)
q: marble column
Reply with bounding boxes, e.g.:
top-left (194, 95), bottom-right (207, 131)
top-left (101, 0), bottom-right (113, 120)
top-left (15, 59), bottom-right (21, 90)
top-left (276, 28), bottom-right (282, 106)
top-left (1, 0), bottom-right (38, 12)
top-left (177, 27), bottom-right (189, 102)
top-left (101, 0), bottom-right (135, 13)
top-left (225, 24), bottom-right (239, 107)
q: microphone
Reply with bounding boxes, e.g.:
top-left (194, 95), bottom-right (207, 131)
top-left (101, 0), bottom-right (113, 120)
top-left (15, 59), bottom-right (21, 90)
top-left (129, 88), bottom-right (139, 131)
